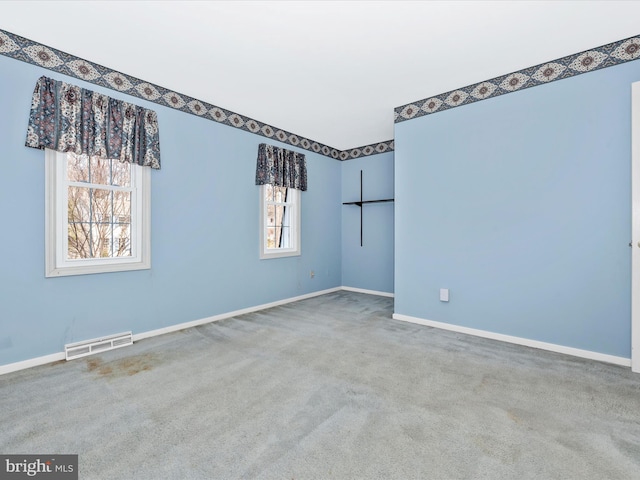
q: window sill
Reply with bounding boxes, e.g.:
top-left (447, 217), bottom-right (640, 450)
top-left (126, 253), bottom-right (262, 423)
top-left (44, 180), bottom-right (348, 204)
top-left (259, 250), bottom-right (301, 260)
top-left (46, 259), bottom-right (150, 277)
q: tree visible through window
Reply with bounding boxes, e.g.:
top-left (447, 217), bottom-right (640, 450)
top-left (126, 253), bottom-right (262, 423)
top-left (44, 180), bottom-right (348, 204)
top-left (265, 185), bottom-right (291, 249)
top-left (66, 153), bottom-right (133, 259)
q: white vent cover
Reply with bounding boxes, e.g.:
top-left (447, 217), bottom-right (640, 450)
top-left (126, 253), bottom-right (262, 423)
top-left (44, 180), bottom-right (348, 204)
top-left (65, 331), bottom-right (133, 361)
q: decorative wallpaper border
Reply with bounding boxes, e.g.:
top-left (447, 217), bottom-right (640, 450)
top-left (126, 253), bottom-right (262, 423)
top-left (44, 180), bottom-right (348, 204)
top-left (395, 35), bottom-right (640, 123)
top-left (3, 28), bottom-right (639, 159)
top-left (0, 28), bottom-right (393, 161)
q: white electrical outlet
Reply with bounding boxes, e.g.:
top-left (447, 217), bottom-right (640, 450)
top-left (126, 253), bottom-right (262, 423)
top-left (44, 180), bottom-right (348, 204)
top-left (310, 270), bottom-right (315, 278)
top-left (440, 288), bottom-right (449, 302)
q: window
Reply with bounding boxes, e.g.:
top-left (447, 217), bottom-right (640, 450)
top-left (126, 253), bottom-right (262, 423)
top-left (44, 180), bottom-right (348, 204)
top-left (45, 149), bottom-right (150, 277)
top-left (260, 184), bottom-right (300, 259)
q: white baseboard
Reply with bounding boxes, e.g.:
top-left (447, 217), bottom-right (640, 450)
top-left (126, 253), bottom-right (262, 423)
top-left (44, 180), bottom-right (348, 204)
top-left (0, 351), bottom-right (66, 376)
top-left (341, 286), bottom-right (394, 298)
top-left (4, 290), bottom-right (628, 375)
top-left (392, 313), bottom-right (631, 368)
top-left (133, 287), bottom-right (342, 342)
top-left (0, 287), bottom-right (342, 376)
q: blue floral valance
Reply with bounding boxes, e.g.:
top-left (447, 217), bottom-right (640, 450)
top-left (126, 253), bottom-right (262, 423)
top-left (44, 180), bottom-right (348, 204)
top-left (25, 76), bottom-right (161, 169)
top-left (255, 143), bottom-right (307, 191)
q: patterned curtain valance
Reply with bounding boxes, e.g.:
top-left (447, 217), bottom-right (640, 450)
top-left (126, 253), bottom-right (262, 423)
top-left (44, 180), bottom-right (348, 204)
top-left (25, 76), bottom-right (161, 169)
top-left (255, 143), bottom-right (307, 191)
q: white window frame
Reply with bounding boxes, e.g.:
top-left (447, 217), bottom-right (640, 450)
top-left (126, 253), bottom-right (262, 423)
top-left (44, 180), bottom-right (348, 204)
top-left (45, 149), bottom-right (151, 277)
top-left (259, 184), bottom-right (301, 259)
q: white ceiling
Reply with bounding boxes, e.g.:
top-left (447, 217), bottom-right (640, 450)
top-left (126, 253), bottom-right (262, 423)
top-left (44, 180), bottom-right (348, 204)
top-left (2, 1), bottom-right (640, 151)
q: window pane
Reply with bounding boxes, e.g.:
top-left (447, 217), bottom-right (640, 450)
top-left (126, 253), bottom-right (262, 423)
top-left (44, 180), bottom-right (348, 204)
top-left (274, 226), bottom-right (282, 248)
top-left (68, 222), bottom-right (91, 259)
top-left (281, 205), bottom-right (290, 228)
top-left (274, 186), bottom-right (287, 203)
top-left (112, 160), bottom-right (131, 187)
top-left (91, 223), bottom-right (113, 258)
top-left (265, 184), bottom-right (273, 201)
top-left (68, 186), bottom-right (90, 223)
top-left (113, 191), bottom-right (131, 223)
top-left (115, 224), bottom-right (132, 257)
top-left (67, 153), bottom-right (89, 182)
top-left (279, 226), bottom-right (290, 248)
top-left (275, 205), bottom-right (284, 227)
top-left (68, 186), bottom-right (93, 259)
top-left (89, 156), bottom-right (111, 185)
top-left (266, 227), bottom-right (276, 249)
top-left (266, 204), bottom-right (275, 226)
top-left (91, 188), bottom-right (112, 224)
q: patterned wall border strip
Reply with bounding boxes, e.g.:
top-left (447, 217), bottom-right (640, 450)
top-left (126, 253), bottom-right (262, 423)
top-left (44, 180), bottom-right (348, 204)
top-left (395, 35), bottom-right (640, 123)
top-left (0, 28), bottom-right (392, 161)
top-left (338, 139), bottom-right (395, 160)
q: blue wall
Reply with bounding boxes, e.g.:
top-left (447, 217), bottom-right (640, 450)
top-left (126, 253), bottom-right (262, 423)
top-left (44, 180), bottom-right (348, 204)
top-left (341, 153), bottom-right (394, 294)
top-left (0, 53), bottom-right (346, 365)
top-left (395, 60), bottom-right (640, 358)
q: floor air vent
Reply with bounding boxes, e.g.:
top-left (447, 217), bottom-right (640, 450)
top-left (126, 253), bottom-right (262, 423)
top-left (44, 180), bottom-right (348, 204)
top-left (65, 332), bottom-right (133, 361)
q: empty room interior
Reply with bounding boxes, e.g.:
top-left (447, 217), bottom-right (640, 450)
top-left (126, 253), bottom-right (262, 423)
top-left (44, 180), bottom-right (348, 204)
top-left (1, 1), bottom-right (640, 478)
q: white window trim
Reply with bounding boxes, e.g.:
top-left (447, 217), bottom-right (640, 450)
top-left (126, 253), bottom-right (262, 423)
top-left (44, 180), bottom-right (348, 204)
top-left (45, 149), bottom-right (151, 277)
top-left (259, 185), bottom-right (301, 259)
